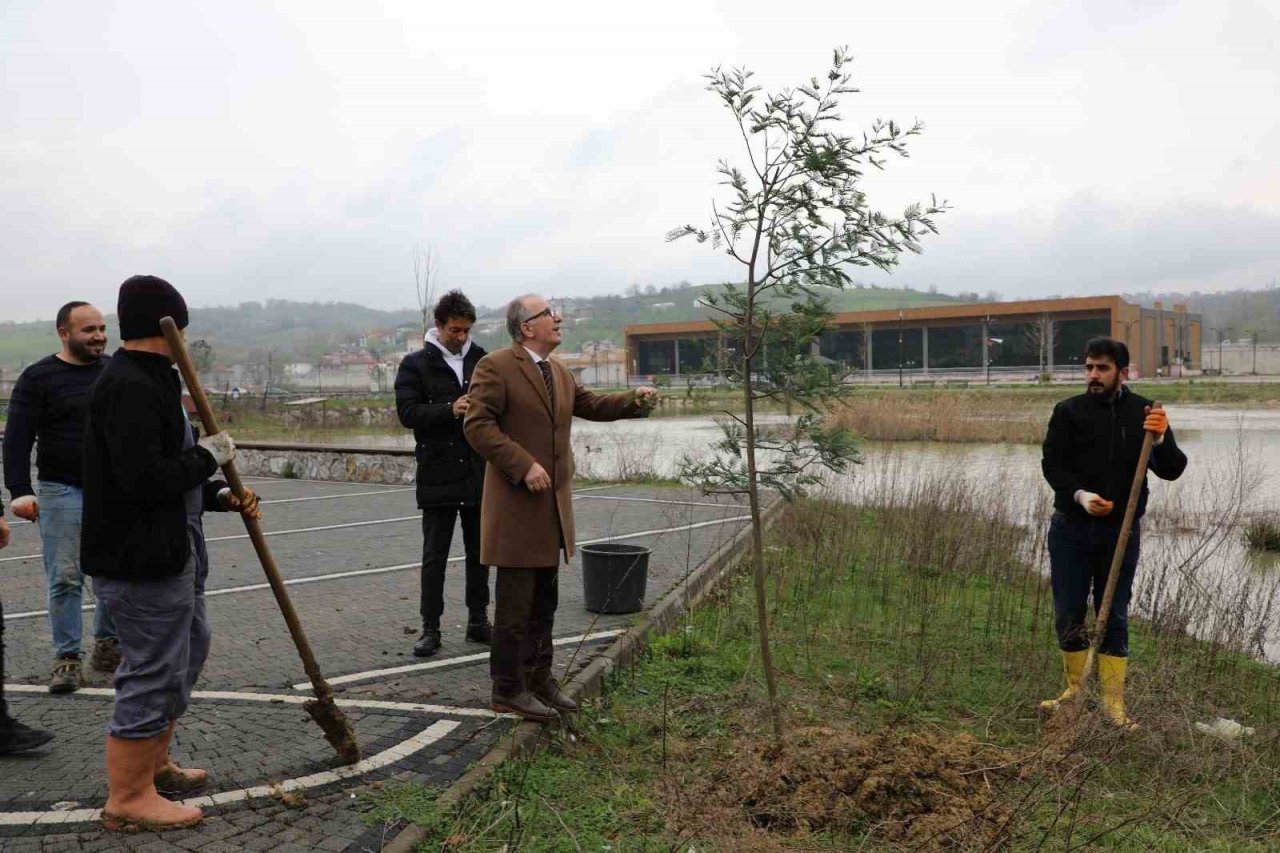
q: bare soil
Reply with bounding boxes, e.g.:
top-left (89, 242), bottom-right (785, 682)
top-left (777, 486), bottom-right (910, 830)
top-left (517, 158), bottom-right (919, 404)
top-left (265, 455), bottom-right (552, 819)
top-left (660, 724), bottom-right (1017, 850)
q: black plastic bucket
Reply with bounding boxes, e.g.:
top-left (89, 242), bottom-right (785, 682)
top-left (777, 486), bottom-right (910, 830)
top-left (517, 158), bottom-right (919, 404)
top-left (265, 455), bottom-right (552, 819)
top-left (580, 543), bottom-right (650, 614)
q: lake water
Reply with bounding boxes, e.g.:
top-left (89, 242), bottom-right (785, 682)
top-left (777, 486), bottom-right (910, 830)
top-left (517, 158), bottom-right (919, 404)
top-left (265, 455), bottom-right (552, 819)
top-left (338, 404), bottom-right (1280, 659)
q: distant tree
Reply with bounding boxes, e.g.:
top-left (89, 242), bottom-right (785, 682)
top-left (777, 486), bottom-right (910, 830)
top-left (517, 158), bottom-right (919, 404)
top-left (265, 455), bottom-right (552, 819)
top-left (189, 339), bottom-right (215, 375)
top-left (1023, 313), bottom-right (1058, 373)
top-left (413, 245), bottom-right (439, 342)
top-left (669, 47), bottom-right (947, 740)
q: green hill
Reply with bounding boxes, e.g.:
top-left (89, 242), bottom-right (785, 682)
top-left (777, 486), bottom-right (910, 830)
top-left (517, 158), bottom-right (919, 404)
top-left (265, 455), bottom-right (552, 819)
top-left (0, 283), bottom-right (968, 373)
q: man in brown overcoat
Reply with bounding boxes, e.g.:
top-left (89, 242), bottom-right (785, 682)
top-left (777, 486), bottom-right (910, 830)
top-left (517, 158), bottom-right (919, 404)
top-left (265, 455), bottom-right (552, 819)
top-left (464, 293), bottom-right (657, 721)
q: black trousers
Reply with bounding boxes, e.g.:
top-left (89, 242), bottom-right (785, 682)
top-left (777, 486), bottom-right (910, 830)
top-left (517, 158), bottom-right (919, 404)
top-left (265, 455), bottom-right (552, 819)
top-left (490, 567), bottom-right (558, 696)
top-left (1047, 512), bottom-right (1141, 657)
top-left (0, 596), bottom-right (8, 720)
top-left (419, 504), bottom-right (489, 627)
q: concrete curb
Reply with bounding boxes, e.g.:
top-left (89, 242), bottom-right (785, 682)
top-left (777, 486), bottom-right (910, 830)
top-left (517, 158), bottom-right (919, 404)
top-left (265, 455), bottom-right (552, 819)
top-left (380, 498), bottom-right (783, 853)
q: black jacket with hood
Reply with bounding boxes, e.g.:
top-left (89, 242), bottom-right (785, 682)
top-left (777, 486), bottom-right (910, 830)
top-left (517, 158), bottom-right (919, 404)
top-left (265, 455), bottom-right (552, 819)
top-left (394, 333), bottom-right (487, 508)
top-left (1041, 385), bottom-right (1187, 525)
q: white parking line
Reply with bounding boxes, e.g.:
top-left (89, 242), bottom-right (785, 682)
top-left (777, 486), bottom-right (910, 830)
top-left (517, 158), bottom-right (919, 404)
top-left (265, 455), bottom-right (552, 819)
top-left (296, 629), bottom-right (626, 690)
top-left (262, 487), bottom-right (416, 504)
top-left (2, 684), bottom-right (498, 718)
top-left (574, 494), bottom-right (738, 509)
top-left (239, 475), bottom-right (409, 489)
top-left (205, 515), bottom-right (419, 543)
top-left (0, 718), bottom-right (462, 827)
top-left (4, 515), bottom-right (750, 620)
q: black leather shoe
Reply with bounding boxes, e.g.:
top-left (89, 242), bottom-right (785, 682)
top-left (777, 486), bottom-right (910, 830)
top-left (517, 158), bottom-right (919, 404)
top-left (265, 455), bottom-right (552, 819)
top-left (531, 679), bottom-right (579, 713)
top-left (491, 690), bottom-right (558, 722)
top-left (0, 717), bottom-right (55, 755)
top-left (465, 618), bottom-right (492, 644)
top-left (412, 628), bottom-right (441, 658)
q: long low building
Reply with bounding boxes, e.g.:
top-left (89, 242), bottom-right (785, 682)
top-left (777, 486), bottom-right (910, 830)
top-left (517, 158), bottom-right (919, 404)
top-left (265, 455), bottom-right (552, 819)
top-left (624, 295), bottom-right (1201, 381)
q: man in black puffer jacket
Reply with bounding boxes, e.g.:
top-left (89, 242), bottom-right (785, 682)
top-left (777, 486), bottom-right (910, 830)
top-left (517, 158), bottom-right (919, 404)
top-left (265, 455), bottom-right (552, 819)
top-left (395, 290), bottom-right (490, 657)
top-left (1040, 336), bottom-right (1187, 729)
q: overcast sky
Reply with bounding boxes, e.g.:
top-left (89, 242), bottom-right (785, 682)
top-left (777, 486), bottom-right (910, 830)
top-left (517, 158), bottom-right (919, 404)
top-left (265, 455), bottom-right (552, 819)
top-left (2, 0), bottom-right (1276, 322)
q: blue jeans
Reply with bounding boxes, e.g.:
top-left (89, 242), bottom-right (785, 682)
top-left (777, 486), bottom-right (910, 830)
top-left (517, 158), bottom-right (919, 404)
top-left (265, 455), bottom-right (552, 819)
top-left (36, 480), bottom-right (116, 658)
top-left (1047, 511), bottom-right (1141, 657)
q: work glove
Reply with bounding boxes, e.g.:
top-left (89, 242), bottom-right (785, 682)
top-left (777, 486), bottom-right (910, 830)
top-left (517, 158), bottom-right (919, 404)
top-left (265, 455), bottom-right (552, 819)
top-left (216, 486), bottom-right (261, 519)
top-left (1143, 405), bottom-right (1167, 445)
top-left (9, 495), bottom-right (39, 522)
top-left (1075, 490), bottom-right (1114, 517)
top-left (634, 386), bottom-right (659, 414)
top-left (198, 432), bottom-right (236, 466)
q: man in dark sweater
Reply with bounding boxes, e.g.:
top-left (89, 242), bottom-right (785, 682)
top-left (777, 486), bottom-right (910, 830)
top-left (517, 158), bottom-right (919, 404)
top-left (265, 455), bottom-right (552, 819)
top-left (82, 276), bottom-right (258, 831)
top-left (1040, 337), bottom-right (1187, 729)
top-left (0, 500), bottom-right (56, 755)
top-left (3, 301), bottom-right (119, 693)
top-left (395, 290), bottom-right (491, 657)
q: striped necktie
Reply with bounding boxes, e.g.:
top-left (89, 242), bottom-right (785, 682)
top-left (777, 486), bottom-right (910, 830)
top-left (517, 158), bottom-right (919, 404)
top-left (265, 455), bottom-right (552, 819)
top-left (537, 360), bottom-right (555, 408)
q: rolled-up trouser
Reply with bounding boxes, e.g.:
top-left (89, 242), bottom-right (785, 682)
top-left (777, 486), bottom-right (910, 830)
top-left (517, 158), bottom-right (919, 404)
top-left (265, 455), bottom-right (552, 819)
top-left (1047, 511), bottom-right (1141, 657)
top-left (95, 533), bottom-right (211, 739)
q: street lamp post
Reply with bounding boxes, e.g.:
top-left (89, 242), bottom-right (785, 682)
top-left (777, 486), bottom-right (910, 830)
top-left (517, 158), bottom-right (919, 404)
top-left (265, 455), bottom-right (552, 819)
top-left (1118, 318), bottom-right (1139, 375)
top-left (1210, 326), bottom-right (1229, 375)
top-left (897, 309), bottom-right (904, 389)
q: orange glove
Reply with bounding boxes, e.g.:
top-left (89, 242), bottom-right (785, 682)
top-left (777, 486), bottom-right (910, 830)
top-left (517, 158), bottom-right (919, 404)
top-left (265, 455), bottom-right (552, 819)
top-left (1143, 405), bottom-right (1168, 444)
top-left (217, 486), bottom-right (261, 520)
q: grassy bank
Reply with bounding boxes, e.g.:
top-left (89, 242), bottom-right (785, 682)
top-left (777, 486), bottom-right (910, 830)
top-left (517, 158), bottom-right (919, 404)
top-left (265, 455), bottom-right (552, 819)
top-left (369, 489), bottom-right (1280, 850)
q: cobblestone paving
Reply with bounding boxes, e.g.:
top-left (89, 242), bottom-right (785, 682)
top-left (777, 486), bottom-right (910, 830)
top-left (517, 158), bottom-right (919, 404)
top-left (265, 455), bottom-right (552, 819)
top-left (1, 478), bottom-right (748, 851)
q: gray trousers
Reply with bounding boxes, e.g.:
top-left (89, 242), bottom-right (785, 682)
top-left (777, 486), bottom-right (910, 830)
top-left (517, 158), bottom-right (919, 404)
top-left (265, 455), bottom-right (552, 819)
top-left (95, 534), bottom-right (210, 739)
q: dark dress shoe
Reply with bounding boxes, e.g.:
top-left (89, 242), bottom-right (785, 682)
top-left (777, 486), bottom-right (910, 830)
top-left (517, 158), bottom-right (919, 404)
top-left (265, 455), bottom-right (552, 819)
top-left (491, 690), bottom-right (558, 722)
top-left (413, 628), bottom-right (441, 657)
top-left (532, 679), bottom-right (579, 712)
top-left (465, 619), bottom-right (492, 644)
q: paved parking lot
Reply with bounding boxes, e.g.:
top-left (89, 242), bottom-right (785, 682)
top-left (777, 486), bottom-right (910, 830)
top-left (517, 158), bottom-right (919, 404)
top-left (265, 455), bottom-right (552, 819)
top-left (0, 476), bottom-right (750, 851)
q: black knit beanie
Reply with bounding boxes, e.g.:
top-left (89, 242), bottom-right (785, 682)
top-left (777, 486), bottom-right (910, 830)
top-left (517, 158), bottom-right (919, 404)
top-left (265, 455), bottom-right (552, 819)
top-left (117, 275), bottom-right (188, 340)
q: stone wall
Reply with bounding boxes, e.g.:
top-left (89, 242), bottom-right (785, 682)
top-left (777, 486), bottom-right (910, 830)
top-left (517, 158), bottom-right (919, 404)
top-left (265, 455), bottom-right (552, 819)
top-left (236, 442), bottom-right (416, 485)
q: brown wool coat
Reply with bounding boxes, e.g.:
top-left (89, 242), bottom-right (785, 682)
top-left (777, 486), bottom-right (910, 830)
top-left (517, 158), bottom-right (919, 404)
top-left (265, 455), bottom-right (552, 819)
top-left (463, 344), bottom-right (643, 568)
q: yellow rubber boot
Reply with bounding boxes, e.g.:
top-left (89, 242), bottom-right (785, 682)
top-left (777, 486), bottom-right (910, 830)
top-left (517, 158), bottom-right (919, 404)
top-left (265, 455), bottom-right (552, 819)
top-left (1039, 650), bottom-right (1087, 713)
top-left (1098, 654), bottom-right (1138, 730)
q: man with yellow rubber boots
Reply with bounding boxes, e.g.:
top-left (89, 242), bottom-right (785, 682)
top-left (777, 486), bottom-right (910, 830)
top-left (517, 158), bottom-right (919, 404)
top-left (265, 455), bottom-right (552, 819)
top-left (1040, 337), bottom-right (1187, 728)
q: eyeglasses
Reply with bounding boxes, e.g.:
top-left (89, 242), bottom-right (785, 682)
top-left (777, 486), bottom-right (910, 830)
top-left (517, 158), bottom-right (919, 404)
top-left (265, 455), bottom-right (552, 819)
top-left (522, 305), bottom-right (560, 324)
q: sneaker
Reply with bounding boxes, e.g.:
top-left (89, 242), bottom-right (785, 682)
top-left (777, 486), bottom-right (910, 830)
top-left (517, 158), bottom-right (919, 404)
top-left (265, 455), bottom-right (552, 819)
top-left (89, 637), bottom-right (122, 673)
top-left (465, 618), bottom-right (493, 645)
top-left (49, 657), bottom-right (82, 694)
top-left (0, 717), bottom-right (55, 755)
top-left (413, 628), bottom-right (442, 658)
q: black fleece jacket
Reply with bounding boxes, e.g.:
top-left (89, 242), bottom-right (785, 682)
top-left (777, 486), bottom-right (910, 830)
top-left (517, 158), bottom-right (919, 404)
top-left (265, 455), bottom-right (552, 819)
top-left (81, 348), bottom-right (227, 581)
top-left (1041, 386), bottom-right (1188, 524)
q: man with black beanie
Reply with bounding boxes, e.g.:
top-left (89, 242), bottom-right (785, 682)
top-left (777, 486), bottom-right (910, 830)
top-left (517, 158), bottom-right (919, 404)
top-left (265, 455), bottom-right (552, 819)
top-left (82, 275), bottom-right (259, 831)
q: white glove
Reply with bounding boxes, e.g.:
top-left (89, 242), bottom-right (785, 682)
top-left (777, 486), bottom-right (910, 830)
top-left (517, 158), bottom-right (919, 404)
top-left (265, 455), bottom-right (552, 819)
top-left (198, 432), bottom-right (236, 466)
top-left (1074, 490), bottom-right (1113, 517)
top-left (9, 495), bottom-right (39, 522)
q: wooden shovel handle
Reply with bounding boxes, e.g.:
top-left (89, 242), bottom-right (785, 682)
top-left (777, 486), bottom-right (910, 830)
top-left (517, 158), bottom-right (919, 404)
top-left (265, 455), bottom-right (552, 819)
top-left (159, 316), bottom-right (336, 702)
top-left (1081, 402), bottom-right (1160, 683)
